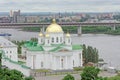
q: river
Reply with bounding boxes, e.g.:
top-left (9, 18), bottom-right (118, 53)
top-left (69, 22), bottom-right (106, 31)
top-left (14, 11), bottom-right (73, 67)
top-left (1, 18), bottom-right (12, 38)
top-left (0, 29), bottom-right (120, 69)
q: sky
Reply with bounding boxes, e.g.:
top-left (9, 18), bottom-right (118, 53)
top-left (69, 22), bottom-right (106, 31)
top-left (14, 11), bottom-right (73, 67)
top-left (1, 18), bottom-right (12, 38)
top-left (0, 0), bottom-right (120, 12)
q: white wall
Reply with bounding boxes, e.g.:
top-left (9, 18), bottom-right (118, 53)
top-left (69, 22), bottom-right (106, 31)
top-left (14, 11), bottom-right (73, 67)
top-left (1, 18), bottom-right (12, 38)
top-left (2, 47), bottom-right (18, 62)
top-left (49, 32), bottom-right (64, 44)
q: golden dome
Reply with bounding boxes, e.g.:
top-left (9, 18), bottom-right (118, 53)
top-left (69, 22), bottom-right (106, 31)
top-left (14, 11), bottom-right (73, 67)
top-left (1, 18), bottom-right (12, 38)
top-left (45, 33), bottom-right (50, 38)
top-left (39, 32), bottom-right (43, 37)
top-left (46, 19), bottom-right (63, 33)
top-left (66, 32), bottom-right (71, 37)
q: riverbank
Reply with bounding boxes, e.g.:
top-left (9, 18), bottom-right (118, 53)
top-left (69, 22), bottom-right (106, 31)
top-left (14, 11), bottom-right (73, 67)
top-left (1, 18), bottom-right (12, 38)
top-left (21, 26), bottom-right (120, 35)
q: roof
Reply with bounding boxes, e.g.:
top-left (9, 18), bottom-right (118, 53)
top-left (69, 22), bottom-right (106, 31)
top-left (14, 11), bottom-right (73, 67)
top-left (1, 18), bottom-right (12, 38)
top-left (24, 41), bottom-right (44, 51)
top-left (0, 36), bottom-right (17, 47)
top-left (23, 41), bottom-right (82, 52)
top-left (72, 45), bottom-right (83, 50)
top-left (46, 19), bottom-right (63, 33)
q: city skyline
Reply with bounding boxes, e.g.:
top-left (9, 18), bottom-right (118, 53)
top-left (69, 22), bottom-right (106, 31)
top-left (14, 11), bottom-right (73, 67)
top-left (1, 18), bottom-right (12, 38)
top-left (0, 0), bottom-right (120, 12)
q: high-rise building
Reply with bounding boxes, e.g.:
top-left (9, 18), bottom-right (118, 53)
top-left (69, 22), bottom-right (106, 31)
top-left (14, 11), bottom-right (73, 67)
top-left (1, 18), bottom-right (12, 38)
top-left (10, 10), bottom-right (21, 23)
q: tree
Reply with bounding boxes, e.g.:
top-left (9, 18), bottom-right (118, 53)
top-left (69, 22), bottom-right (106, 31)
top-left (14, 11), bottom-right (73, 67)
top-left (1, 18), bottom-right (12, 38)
top-left (81, 67), bottom-right (100, 80)
top-left (82, 44), bottom-right (99, 65)
top-left (0, 52), bottom-right (2, 66)
top-left (62, 74), bottom-right (75, 80)
top-left (0, 68), bottom-right (34, 80)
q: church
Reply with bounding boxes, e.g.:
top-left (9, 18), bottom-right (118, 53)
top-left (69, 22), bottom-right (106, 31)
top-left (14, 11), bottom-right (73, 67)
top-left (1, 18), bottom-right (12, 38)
top-left (22, 19), bottom-right (83, 70)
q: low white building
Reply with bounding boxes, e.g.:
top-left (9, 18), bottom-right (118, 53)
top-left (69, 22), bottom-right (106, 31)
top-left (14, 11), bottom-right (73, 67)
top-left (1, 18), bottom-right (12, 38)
top-left (1, 37), bottom-right (31, 76)
top-left (0, 37), bottom-right (18, 62)
top-left (22, 19), bottom-right (83, 70)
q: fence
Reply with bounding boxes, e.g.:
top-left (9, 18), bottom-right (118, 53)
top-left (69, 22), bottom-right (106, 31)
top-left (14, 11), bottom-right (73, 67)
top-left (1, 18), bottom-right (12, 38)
top-left (30, 70), bottom-right (81, 77)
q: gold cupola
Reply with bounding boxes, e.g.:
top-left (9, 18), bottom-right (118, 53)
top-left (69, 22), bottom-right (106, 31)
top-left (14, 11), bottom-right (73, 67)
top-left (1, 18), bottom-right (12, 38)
top-left (45, 33), bottom-right (50, 38)
top-left (66, 32), bottom-right (71, 37)
top-left (39, 29), bottom-right (43, 37)
top-left (46, 19), bottom-right (63, 33)
top-left (39, 32), bottom-right (43, 37)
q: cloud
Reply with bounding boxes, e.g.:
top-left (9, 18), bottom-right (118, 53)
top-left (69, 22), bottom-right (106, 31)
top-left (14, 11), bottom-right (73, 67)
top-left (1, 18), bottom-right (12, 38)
top-left (0, 0), bottom-right (120, 12)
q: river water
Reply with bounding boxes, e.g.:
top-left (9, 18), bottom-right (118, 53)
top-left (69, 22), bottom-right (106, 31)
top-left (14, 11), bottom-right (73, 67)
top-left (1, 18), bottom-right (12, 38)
top-left (0, 29), bottom-right (120, 69)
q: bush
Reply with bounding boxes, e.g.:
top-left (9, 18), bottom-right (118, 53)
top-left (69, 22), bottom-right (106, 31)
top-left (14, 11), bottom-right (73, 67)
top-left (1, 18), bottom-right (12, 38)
top-left (62, 74), bottom-right (75, 80)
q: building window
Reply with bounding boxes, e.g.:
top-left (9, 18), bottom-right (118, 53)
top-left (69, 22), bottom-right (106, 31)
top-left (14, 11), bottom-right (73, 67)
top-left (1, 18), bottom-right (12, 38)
top-left (56, 37), bottom-right (58, 42)
top-left (52, 37), bottom-right (54, 43)
top-left (61, 59), bottom-right (63, 68)
top-left (73, 60), bottom-right (74, 67)
top-left (10, 55), bottom-right (11, 59)
top-left (60, 37), bottom-right (62, 42)
top-left (41, 39), bottom-right (42, 42)
top-left (48, 40), bottom-right (49, 44)
top-left (10, 51), bottom-right (12, 53)
top-left (41, 62), bottom-right (43, 68)
top-left (68, 39), bottom-right (70, 43)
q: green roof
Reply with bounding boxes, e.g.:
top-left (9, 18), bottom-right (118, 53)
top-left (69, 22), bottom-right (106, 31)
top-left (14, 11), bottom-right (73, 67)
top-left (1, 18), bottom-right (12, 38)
top-left (24, 41), bottom-right (44, 51)
top-left (27, 46), bottom-right (44, 51)
top-left (23, 41), bottom-right (82, 52)
top-left (72, 45), bottom-right (82, 50)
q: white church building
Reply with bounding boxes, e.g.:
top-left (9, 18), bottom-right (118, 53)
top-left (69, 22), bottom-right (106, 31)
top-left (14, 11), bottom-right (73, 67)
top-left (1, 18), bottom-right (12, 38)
top-left (22, 19), bottom-right (83, 70)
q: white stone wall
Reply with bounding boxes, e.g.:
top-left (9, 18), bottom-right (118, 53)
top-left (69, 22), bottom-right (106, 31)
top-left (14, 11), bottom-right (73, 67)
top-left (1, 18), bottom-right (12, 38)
top-left (2, 47), bottom-right (18, 62)
top-left (49, 32), bottom-right (64, 44)
top-left (65, 37), bottom-right (71, 45)
top-left (26, 51), bottom-right (52, 69)
top-left (38, 37), bottom-right (44, 44)
top-left (26, 50), bottom-right (83, 70)
top-left (72, 50), bottom-right (83, 67)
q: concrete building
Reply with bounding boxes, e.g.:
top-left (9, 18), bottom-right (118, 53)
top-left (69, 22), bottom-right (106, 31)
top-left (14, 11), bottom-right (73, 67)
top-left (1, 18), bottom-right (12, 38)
top-left (26, 16), bottom-right (40, 23)
top-left (17, 16), bottom-right (26, 23)
top-left (10, 10), bottom-right (21, 23)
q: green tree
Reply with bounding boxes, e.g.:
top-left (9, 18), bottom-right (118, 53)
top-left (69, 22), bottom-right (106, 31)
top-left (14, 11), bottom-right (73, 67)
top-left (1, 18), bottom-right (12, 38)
top-left (81, 67), bottom-right (100, 80)
top-left (82, 44), bottom-right (99, 65)
top-left (0, 68), bottom-right (34, 80)
top-left (62, 74), bottom-right (75, 80)
top-left (0, 52), bottom-right (2, 66)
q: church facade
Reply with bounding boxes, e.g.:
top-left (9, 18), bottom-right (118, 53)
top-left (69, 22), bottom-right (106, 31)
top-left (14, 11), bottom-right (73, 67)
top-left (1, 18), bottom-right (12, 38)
top-left (22, 19), bottom-right (83, 70)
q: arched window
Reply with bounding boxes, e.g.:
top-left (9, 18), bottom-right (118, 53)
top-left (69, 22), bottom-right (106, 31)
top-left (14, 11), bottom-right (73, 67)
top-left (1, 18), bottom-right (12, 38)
top-left (73, 60), bottom-right (74, 67)
top-left (52, 37), bottom-right (54, 43)
top-left (56, 37), bottom-right (59, 42)
top-left (10, 55), bottom-right (11, 59)
top-left (68, 39), bottom-right (70, 43)
top-left (60, 37), bottom-right (62, 42)
top-left (41, 61), bottom-right (43, 67)
top-left (48, 40), bottom-right (49, 44)
top-left (61, 59), bottom-right (63, 68)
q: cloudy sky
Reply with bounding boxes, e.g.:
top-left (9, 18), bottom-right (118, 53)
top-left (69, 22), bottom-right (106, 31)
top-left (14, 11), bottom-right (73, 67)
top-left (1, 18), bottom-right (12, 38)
top-left (0, 0), bottom-right (120, 12)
